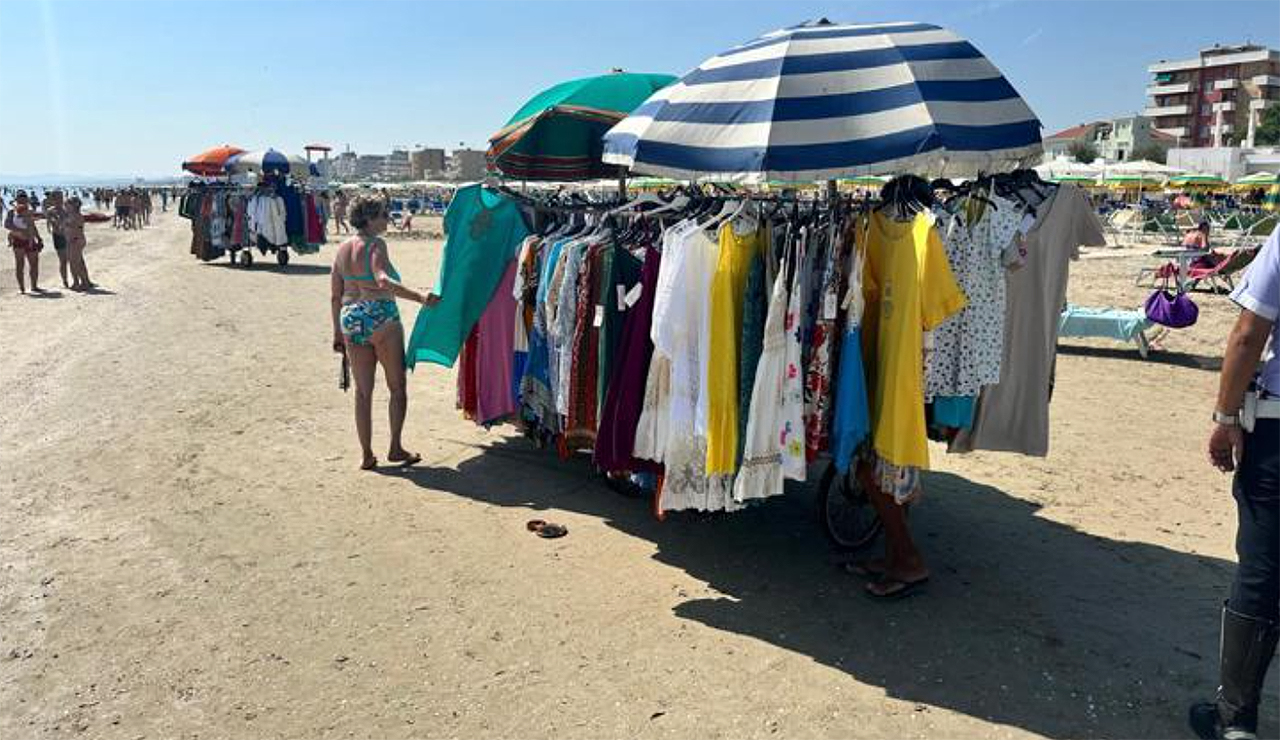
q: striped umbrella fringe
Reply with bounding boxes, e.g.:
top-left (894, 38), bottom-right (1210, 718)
top-left (603, 19), bottom-right (1042, 183)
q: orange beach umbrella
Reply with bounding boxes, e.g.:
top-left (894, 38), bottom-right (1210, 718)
top-left (182, 145), bottom-right (245, 176)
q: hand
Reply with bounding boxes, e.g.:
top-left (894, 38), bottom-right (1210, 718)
top-left (421, 291), bottom-right (441, 307)
top-left (332, 334), bottom-right (346, 354)
top-left (1208, 423), bottom-right (1244, 473)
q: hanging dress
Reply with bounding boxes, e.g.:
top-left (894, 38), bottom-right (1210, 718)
top-left (732, 238), bottom-right (794, 502)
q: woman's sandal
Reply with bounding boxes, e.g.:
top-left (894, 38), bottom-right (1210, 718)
top-left (864, 577), bottom-right (929, 600)
top-left (843, 560), bottom-right (888, 579)
top-left (525, 520), bottom-right (568, 539)
top-left (390, 452), bottom-right (422, 467)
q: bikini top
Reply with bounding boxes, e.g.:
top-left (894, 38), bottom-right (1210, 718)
top-left (346, 237), bottom-right (401, 283)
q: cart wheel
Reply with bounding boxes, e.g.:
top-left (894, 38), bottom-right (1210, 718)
top-left (277, 248), bottom-right (290, 266)
top-left (241, 249), bottom-right (254, 268)
top-left (816, 461), bottom-right (882, 552)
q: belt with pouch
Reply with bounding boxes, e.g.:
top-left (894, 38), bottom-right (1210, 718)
top-left (1242, 390), bottom-right (1280, 433)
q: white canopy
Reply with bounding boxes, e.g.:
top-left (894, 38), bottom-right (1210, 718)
top-left (1034, 157), bottom-right (1102, 179)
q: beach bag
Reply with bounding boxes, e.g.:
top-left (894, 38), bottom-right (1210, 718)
top-left (1144, 283), bottom-right (1198, 328)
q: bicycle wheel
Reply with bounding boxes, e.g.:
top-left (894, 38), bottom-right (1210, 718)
top-left (816, 461), bottom-right (881, 552)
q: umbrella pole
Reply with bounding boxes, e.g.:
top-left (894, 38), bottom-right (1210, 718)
top-left (618, 171), bottom-right (627, 201)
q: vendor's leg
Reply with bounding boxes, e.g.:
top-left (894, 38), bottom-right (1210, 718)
top-left (1191, 419), bottom-right (1279, 739)
top-left (858, 463), bottom-right (928, 595)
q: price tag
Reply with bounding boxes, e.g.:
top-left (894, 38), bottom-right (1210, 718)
top-left (593, 305), bottom-right (604, 328)
top-left (822, 291), bottom-right (838, 320)
top-left (617, 285), bottom-right (628, 311)
top-left (624, 282), bottom-right (643, 308)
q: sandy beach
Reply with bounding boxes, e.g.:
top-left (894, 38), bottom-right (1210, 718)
top-left (0, 210), bottom-right (1275, 739)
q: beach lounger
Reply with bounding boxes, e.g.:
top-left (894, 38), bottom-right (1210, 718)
top-left (1186, 246), bottom-right (1260, 293)
top-left (1058, 304), bottom-right (1167, 359)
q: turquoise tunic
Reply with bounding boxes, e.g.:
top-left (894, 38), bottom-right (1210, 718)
top-left (405, 185), bottom-right (529, 368)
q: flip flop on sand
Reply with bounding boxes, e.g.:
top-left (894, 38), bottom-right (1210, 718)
top-left (525, 520), bottom-right (568, 539)
top-left (864, 577), bottom-right (929, 600)
top-left (388, 451), bottom-right (422, 467)
top-left (360, 457), bottom-right (378, 471)
top-left (843, 560), bottom-right (888, 579)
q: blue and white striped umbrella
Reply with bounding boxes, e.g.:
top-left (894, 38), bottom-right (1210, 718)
top-left (602, 20), bottom-right (1043, 183)
top-left (226, 149), bottom-right (311, 176)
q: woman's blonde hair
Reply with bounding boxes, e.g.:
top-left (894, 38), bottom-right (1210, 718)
top-left (349, 194), bottom-right (388, 229)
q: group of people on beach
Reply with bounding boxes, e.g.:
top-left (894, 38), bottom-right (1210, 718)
top-left (3, 189), bottom-right (94, 294)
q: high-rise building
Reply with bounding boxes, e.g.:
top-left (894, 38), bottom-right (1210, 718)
top-left (447, 148), bottom-right (488, 181)
top-left (355, 154), bottom-right (386, 180)
top-left (1146, 43), bottom-right (1280, 148)
top-left (411, 148), bottom-right (447, 179)
top-left (381, 150), bottom-right (412, 181)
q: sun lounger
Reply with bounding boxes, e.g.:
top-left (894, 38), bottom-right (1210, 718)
top-left (1186, 246), bottom-right (1260, 293)
top-left (1058, 304), bottom-right (1167, 359)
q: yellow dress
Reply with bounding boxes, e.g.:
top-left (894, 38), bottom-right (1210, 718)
top-left (705, 219), bottom-right (764, 475)
top-left (859, 211), bottom-right (967, 468)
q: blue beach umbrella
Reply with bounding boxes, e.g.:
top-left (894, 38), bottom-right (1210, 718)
top-left (226, 149), bottom-right (310, 176)
top-left (603, 19), bottom-right (1042, 183)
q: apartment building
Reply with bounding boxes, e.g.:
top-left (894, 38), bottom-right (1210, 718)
top-left (1145, 43), bottom-right (1280, 148)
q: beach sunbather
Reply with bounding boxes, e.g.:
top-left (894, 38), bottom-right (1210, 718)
top-left (330, 194), bottom-right (439, 470)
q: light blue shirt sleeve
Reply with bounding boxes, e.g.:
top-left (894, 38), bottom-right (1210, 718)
top-left (1231, 225), bottom-right (1280, 322)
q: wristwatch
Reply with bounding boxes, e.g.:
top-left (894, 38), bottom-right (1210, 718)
top-left (1213, 410), bottom-right (1240, 426)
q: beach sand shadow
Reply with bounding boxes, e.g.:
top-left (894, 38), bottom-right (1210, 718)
top-left (382, 435), bottom-right (1276, 740)
top-left (1057, 342), bottom-right (1223, 372)
top-left (204, 262), bottom-right (332, 276)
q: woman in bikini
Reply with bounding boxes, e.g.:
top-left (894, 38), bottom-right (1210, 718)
top-left (5, 191), bottom-right (43, 293)
top-left (331, 194), bottom-right (439, 470)
top-left (64, 197), bottom-right (93, 290)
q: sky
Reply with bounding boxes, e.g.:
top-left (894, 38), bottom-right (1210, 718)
top-left (0, 0), bottom-right (1277, 178)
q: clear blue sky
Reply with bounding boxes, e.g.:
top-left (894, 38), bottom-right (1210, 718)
top-left (1, 0), bottom-right (1277, 178)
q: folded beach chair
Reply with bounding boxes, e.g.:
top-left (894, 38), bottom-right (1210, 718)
top-left (1186, 246), bottom-right (1260, 293)
top-left (1058, 304), bottom-right (1168, 359)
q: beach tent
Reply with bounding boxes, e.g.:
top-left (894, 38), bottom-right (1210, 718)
top-left (487, 71), bottom-right (677, 181)
top-left (603, 18), bottom-right (1042, 182)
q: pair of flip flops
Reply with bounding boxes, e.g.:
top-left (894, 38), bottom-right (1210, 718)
top-left (843, 561), bottom-right (929, 600)
top-left (526, 520), bottom-right (568, 539)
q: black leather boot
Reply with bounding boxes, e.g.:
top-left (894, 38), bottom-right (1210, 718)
top-left (1189, 604), bottom-right (1279, 740)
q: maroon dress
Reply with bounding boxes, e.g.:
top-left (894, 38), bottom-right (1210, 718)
top-left (593, 246), bottom-right (662, 472)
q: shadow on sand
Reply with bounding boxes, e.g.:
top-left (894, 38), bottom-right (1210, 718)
top-left (205, 261), bottom-right (332, 276)
top-left (375, 435), bottom-right (1274, 739)
top-left (1057, 342), bottom-right (1223, 372)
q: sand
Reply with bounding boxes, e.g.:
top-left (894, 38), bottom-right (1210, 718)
top-left (0, 209), bottom-right (1275, 739)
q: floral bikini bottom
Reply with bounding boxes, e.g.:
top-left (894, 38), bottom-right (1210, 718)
top-left (340, 299), bottom-right (400, 346)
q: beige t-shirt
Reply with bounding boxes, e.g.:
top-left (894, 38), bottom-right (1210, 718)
top-left (951, 184), bottom-right (1105, 457)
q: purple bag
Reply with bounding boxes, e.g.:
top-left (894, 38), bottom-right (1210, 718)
top-left (1144, 288), bottom-right (1199, 328)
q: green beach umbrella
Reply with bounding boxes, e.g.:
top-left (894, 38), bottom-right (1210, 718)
top-left (487, 71), bottom-right (676, 181)
top-left (1235, 171), bottom-right (1279, 187)
top-left (1049, 174), bottom-right (1098, 184)
top-left (1169, 173), bottom-right (1226, 189)
top-left (1103, 173), bottom-right (1164, 189)
top-left (1264, 184), bottom-right (1280, 213)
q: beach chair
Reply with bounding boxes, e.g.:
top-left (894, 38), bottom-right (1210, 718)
top-left (1186, 247), bottom-right (1260, 293)
top-left (1058, 304), bottom-right (1168, 359)
top-left (1228, 214), bottom-right (1278, 250)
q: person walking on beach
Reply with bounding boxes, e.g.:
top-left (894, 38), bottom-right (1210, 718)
top-left (330, 194), bottom-right (438, 470)
top-left (44, 190), bottom-right (72, 289)
top-left (333, 190), bottom-right (350, 234)
top-left (1191, 223), bottom-right (1280, 740)
top-left (64, 196), bottom-right (93, 291)
top-left (5, 191), bottom-right (43, 293)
